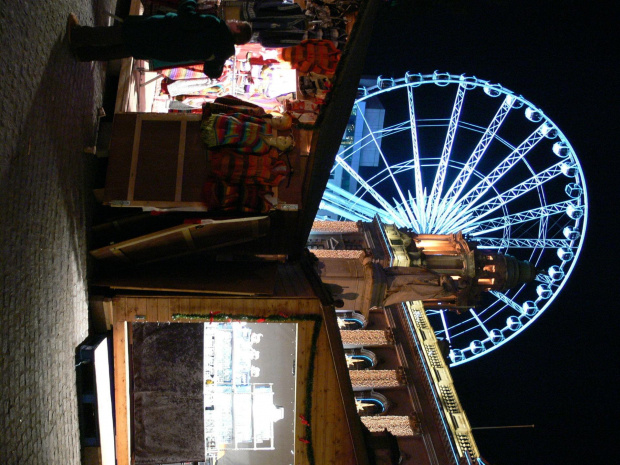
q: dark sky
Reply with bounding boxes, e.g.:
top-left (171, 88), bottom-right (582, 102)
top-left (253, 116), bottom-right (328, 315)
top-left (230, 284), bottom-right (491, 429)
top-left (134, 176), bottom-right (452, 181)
top-left (362, 1), bottom-right (618, 463)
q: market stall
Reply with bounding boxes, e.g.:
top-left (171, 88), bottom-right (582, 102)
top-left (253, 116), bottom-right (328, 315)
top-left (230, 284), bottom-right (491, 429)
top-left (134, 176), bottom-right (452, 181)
top-left (105, 261), bottom-right (369, 465)
top-left (94, 0), bottom-right (359, 260)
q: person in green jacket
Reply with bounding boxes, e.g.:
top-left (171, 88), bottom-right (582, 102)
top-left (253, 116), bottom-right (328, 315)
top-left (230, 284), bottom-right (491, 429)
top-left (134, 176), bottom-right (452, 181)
top-left (67, 0), bottom-right (252, 79)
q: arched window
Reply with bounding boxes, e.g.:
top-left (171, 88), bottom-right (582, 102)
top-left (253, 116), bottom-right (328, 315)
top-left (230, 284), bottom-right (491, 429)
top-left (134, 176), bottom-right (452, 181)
top-left (355, 390), bottom-right (390, 416)
top-left (345, 348), bottom-right (378, 370)
top-left (337, 310), bottom-right (367, 330)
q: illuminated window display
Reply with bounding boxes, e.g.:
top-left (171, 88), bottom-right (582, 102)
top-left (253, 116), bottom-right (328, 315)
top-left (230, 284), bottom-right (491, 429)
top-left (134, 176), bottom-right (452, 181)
top-left (203, 323), bottom-right (287, 458)
top-left (131, 322), bottom-right (296, 465)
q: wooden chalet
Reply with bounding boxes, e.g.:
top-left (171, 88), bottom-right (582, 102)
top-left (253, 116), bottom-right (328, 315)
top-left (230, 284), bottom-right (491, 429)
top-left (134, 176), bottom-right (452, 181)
top-left (102, 258), bottom-right (370, 465)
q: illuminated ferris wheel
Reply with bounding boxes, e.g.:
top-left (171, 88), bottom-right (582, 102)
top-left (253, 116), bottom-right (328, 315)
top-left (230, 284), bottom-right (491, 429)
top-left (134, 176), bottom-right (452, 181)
top-left (318, 72), bottom-right (588, 366)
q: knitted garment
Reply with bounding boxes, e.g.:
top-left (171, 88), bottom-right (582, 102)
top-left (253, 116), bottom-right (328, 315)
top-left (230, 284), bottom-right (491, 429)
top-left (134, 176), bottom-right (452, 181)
top-left (207, 147), bottom-right (287, 186)
top-left (202, 181), bottom-right (273, 212)
top-left (157, 64), bottom-right (207, 79)
top-left (278, 39), bottom-right (341, 76)
top-left (200, 112), bottom-right (272, 154)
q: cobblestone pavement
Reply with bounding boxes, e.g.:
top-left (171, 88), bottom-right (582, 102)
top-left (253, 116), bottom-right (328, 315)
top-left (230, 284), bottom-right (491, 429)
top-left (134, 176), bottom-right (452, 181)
top-left (1, 1), bottom-right (117, 463)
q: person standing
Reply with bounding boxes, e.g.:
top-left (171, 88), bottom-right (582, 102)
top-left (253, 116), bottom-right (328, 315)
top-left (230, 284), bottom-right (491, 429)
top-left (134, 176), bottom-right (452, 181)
top-left (67, 0), bottom-right (252, 79)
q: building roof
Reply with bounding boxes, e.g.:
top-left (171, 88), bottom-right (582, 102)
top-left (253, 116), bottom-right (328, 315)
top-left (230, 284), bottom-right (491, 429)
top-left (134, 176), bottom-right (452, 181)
top-left (389, 301), bottom-right (483, 465)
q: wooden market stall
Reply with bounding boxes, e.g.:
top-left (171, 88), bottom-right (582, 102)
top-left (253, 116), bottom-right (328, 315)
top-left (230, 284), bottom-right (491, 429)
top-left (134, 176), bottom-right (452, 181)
top-left (103, 260), bottom-right (370, 465)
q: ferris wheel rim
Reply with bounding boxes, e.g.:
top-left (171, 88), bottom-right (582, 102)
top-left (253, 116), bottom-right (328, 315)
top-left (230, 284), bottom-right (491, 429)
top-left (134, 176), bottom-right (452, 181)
top-left (321, 72), bottom-right (588, 365)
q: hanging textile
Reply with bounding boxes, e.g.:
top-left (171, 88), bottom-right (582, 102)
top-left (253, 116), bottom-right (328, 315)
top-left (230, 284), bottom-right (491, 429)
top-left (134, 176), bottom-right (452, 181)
top-left (207, 147), bottom-right (288, 187)
top-left (202, 181), bottom-right (275, 213)
top-left (157, 63), bottom-right (208, 80)
top-left (278, 39), bottom-right (341, 76)
top-left (201, 112), bottom-right (275, 155)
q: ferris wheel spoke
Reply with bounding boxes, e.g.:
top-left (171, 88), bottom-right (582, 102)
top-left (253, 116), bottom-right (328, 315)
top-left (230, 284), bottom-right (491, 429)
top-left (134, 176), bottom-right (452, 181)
top-left (322, 186), bottom-right (382, 221)
top-left (407, 86), bottom-right (426, 220)
top-left (424, 309), bottom-right (442, 316)
top-left (324, 182), bottom-right (400, 225)
top-left (319, 201), bottom-right (371, 222)
top-left (439, 309), bottom-right (453, 344)
top-left (393, 200), bottom-right (422, 231)
top-left (447, 161), bottom-right (566, 232)
top-left (338, 135), bottom-right (381, 164)
top-left (463, 200), bottom-right (574, 236)
top-left (428, 84), bottom-right (467, 231)
top-left (408, 190), bottom-right (427, 230)
top-left (475, 237), bottom-right (572, 249)
top-left (468, 309), bottom-right (491, 338)
top-left (537, 189), bottom-right (550, 248)
top-left (435, 95), bottom-right (515, 230)
top-left (441, 124), bottom-right (548, 232)
top-left (337, 121), bottom-right (408, 168)
top-left (488, 290), bottom-right (524, 314)
top-left (334, 155), bottom-right (409, 226)
top-left (361, 121), bottom-right (410, 141)
top-left (377, 122), bottom-right (411, 139)
top-left (356, 103), bottom-right (418, 228)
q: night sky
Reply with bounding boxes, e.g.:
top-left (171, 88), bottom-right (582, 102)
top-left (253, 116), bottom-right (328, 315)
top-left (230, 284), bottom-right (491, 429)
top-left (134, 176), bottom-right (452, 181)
top-left (361, 1), bottom-right (617, 463)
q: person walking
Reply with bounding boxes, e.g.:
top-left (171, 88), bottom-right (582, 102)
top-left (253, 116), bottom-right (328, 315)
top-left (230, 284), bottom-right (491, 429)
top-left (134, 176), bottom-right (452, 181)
top-left (67, 0), bottom-right (252, 79)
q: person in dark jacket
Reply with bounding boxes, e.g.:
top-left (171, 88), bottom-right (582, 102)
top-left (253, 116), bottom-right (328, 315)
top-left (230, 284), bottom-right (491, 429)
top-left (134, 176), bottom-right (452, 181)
top-left (67, 0), bottom-right (252, 79)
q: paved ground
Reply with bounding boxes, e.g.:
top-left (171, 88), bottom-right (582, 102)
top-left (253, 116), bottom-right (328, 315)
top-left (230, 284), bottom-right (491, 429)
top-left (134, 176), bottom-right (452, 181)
top-left (0, 1), bottom-right (118, 463)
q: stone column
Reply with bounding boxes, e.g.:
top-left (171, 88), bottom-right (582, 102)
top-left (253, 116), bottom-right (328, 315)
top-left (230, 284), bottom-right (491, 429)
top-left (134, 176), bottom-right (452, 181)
top-left (349, 370), bottom-right (402, 389)
top-left (340, 330), bottom-right (390, 347)
top-left (361, 415), bottom-right (420, 437)
top-left (312, 249), bottom-right (364, 259)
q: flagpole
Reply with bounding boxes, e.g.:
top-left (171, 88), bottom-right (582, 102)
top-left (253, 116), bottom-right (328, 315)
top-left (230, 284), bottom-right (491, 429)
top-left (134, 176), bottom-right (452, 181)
top-left (472, 425), bottom-right (535, 430)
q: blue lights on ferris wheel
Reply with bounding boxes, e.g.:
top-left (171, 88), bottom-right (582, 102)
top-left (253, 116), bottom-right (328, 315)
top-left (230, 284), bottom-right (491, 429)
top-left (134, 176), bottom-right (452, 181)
top-left (319, 72), bottom-right (588, 365)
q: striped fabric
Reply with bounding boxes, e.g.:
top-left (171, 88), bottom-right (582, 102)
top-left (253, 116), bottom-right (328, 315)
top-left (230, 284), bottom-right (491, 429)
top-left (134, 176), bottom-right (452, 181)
top-left (201, 112), bottom-right (273, 154)
top-left (158, 64), bottom-right (207, 80)
top-left (202, 181), bottom-right (273, 213)
top-left (207, 147), bottom-right (287, 187)
top-left (202, 145), bottom-right (288, 213)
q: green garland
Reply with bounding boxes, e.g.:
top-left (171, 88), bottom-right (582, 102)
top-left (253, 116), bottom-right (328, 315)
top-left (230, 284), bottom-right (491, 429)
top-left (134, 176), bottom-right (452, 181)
top-left (172, 311), bottom-right (322, 465)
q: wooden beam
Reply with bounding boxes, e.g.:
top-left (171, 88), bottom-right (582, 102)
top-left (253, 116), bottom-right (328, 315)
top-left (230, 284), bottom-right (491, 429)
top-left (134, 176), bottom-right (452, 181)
top-left (114, 0), bottom-right (143, 113)
top-left (113, 315), bottom-right (131, 465)
top-left (106, 200), bottom-right (208, 208)
top-left (320, 304), bottom-right (371, 465)
top-left (127, 114), bottom-right (142, 201)
top-left (175, 120), bottom-right (187, 201)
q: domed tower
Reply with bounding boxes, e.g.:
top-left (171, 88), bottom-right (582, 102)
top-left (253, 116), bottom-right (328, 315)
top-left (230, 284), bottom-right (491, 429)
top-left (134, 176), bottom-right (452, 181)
top-left (379, 226), bottom-right (538, 310)
top-left (404, 230), bottom-right (537, 308)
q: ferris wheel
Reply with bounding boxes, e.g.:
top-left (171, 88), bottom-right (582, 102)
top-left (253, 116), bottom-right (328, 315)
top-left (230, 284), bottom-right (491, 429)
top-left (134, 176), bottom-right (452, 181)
top-left (318, 72), bottom-right (588, 366)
